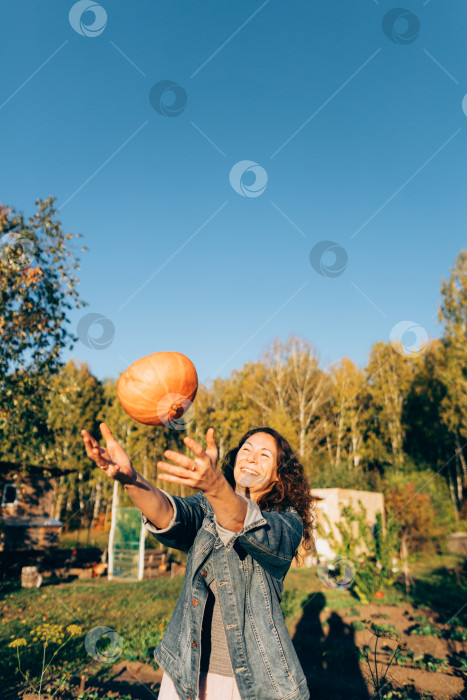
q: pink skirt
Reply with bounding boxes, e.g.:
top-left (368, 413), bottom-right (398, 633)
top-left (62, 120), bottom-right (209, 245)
top-left (159, 670), bottom-right (242, 700)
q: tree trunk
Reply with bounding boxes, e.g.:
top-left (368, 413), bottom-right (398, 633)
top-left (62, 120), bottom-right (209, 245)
top-left (299, 400), bottom-right (306, 459)
top-left (456, 459), bottom-right (463, 505)
top-left (400, 530), bottom-right (411, 595)
top-left (351, 431), bottom-right (360, 469)
top-left (218, 435), bottom-right (225, 461)
top-left (54, 475), bottom-right (66, 520)
top-left (455, 430), bottom-right (467, 479)
top-left (448, 467), bottom-right (459, 519)
top-left (323, 420), bottom-right (334, 466)
top-left (335, 411), bottom-right (344, 469)
top-left (78, 472), bottom-right (85, 511)
top-left (104, 499), bottom-right (112, 526)
top-left (93, 479), bottom-right (102, 521)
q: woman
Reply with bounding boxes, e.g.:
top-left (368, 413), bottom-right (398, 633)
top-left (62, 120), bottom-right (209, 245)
top-left (81, 423), bottom-right (314, 700)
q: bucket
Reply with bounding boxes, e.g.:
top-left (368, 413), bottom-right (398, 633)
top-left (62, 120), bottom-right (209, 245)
top-left (21, 566), bottom-right (43, 588)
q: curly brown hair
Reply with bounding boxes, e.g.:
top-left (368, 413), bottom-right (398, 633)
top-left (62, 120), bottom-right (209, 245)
top-left (221, 427), bottom-right (315, 564)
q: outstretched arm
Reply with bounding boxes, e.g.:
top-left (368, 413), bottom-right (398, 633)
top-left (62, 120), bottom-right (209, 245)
top-left (81, 423), bottom-right (174, 530)
top-left (158, 428), bottom-right (249, 533)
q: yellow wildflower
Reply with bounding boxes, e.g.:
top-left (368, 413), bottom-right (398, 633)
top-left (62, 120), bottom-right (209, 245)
top-left (9, 638), bottom-right (27, 648)
top-left (66, 624), bottom-right (82, 637)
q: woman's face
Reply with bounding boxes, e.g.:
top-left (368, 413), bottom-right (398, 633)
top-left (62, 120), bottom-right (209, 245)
top-left (233, 432), bottom-right (279, 501)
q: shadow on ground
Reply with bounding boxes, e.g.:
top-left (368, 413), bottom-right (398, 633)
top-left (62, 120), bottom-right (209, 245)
top-left (292, 592), bottom-right (371, 700)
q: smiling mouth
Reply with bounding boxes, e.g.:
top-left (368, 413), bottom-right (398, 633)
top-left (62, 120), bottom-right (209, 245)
top-left (240, 467), bottom-right (260, 476)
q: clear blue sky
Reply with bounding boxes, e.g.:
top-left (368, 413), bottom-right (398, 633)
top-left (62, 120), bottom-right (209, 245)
top-left (2, 0), bottom-right (466, 384)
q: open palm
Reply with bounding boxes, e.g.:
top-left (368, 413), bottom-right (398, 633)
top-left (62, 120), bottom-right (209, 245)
top-left (81, 423), bottom-right (135, 485)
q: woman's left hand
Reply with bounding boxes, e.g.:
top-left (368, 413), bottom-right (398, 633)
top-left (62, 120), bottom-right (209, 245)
top-left (157, 427), bottom-right (222, 494)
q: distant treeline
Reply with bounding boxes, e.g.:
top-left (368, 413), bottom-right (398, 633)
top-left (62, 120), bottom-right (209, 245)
top-left (0, 199), bottom-right (466, 550)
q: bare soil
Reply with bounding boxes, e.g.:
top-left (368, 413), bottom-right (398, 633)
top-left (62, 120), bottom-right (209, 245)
top-left (70, 601), bottom-right (466, 700)
top-left (289, 601), bottom-right (466, 700)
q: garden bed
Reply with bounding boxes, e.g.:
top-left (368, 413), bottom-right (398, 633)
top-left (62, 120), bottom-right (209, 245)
top-left (1, 555), bottom-right (465, 699)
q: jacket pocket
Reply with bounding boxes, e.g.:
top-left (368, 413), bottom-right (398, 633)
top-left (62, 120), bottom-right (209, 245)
top-left (159, 640), bottom-right (177, 664)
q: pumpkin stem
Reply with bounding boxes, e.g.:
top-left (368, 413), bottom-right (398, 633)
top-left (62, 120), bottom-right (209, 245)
top-left (170, 403), bottom-right (185, 420)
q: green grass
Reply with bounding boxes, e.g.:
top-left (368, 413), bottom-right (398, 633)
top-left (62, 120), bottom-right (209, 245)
top-left (1, 575), bottom-right (184, 694)
top-left (394, 553), bottom-right (467, 623)
top-left (283, 567), bottom-right (362, 611)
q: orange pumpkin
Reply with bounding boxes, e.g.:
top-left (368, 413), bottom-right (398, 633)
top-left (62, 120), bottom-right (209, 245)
top-left (117, 351), bottom-right (198, 426)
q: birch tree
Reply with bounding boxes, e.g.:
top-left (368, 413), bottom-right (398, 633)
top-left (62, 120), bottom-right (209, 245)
top-left (327, 357), bottom-right (370, 470)
top-left (245, 336), bottom-right (332, 462)
top-left (435, 250), bottom-right (467, 513)
top-left (365, 341), bottom-right (416, 471)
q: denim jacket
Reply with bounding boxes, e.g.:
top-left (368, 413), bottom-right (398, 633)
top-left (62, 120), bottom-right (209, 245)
top-left (143, 488), bottom-right (310, 700)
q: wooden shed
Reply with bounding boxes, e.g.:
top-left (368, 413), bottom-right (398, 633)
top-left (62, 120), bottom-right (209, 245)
top-left (0, 461), bottom-right (74, 553)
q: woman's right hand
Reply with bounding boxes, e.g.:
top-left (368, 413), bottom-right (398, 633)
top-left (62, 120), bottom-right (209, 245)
top-left (81, 422), bottom-right (136, 486)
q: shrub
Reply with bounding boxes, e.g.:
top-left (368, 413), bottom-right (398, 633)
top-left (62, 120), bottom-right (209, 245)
top-left (317, 501), bottom-right (399, 604)
top-left (383, 470), bottom-right (456, 552)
